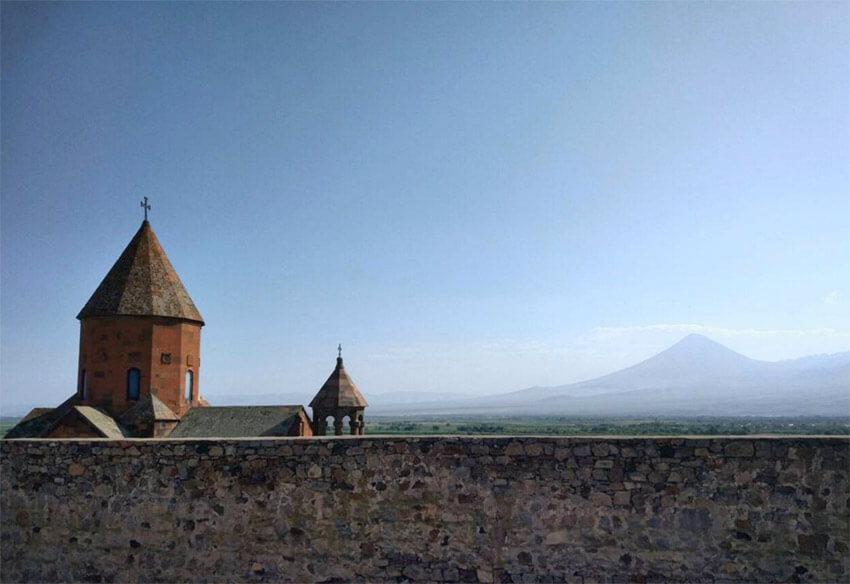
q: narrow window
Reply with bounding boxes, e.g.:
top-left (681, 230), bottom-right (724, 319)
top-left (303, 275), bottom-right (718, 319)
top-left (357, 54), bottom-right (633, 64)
top-left (127, 368), bottom-right (141, 401)
top-left (80, 369), bottom-right (88, 400)
top-left (185, 370), bottom-right (193, 402)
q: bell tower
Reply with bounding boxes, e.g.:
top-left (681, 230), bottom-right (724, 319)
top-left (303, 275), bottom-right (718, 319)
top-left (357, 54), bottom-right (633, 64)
top-left (76, 202), bottom-right (204, 417)
top-left (310, 345), bottom-right (368, 435)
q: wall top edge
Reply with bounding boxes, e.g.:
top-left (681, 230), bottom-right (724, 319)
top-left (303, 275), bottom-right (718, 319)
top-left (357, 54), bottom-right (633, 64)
top-left (2, 434), bottom-right (848, 444)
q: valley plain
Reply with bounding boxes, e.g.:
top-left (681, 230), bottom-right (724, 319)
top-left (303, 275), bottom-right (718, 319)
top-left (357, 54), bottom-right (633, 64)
top-left (366, 414), bottom-right (850, 436)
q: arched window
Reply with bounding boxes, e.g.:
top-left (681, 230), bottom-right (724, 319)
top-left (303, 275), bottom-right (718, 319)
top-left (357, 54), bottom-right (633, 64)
top-left (79, 369), bottom-right (88, 400)
top-left (127, 368), bottom-right (141, 401)
top-left (185, 370), bottom-right (193, 402)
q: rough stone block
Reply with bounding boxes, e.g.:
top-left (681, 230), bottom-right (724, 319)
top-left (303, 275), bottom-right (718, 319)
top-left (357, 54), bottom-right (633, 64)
top-left (0, 436), bottom-right (847, 584)
top-left (591, 444), bottom-right (609, 457)
top-left (544, 530), bottom-right (569, 545)
top-left (573, 445), bottom-right (591, 457)
top-left (724, 441), bottom-right (755, 457)
top-left (592, 493), bottom-right (613, 506)
top-left (525, 444), bottom-right (543, 456)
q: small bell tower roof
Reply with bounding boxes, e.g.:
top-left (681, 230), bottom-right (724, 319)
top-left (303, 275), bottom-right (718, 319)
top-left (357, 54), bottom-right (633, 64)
top-left (309, 346), bottom-right (369, 409)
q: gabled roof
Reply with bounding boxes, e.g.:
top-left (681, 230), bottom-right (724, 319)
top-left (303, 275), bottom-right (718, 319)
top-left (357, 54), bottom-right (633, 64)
top-left (168, 406), bottom-right (308, 438)
top-left (4, 409), bottom-right (60, 438)
top-left (72, 406), bottom-right (126, 438)
top-left (118, 393), bottom-right (180, 431)
top-left (2, 398), bottom-right (129, 440)
top-left (20, 408), bottom-right (54, 423)
top-left (3, 394), bottom-right (80, 438)
top-left (77, 221), bottom-right (204, 324)
top-left (310, 357), bottom-right (368, 410)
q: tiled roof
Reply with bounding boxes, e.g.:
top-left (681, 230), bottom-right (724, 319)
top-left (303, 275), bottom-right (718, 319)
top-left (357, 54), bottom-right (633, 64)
top-left (73, 407), bottom-right (126, 438)
top-left (118, 393), bottom-right (180, 433)
top-left (20, 408), bottom-right (54, 423)
top-left (309, 357), bottom-right (369, 410)
top-left (3, 394), bottom-right (79, 438)
top-left (2, 399), bottom-right (128, 440)
top-left (168, 406), bottom-right (307, 438)
top-left (77, 221), bottom-right (204, 324)
top-left (118, 393), bottom-right (180, 432)
top-left (4, 410), bottom-right (60, 438)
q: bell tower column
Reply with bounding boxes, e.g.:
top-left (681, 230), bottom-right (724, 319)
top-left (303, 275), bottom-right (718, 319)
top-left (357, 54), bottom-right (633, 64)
top-left (309, 345), bottom-right (369, 437)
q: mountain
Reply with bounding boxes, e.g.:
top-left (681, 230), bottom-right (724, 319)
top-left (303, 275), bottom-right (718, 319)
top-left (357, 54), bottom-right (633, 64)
top-left (378, 334), bottom-right (850, 416)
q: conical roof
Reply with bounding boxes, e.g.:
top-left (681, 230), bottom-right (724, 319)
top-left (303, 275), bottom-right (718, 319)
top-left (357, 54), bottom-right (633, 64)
top-left (310, 357), bottom-right (369, 410)
top-left (77, 221), bottom-right (204, 324)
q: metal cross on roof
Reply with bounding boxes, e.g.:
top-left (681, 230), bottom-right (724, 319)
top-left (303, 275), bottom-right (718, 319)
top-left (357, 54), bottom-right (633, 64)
top-left (338, 344), bottom-right (342, 359)
top-left (140, 197), bottom-right (151, 221)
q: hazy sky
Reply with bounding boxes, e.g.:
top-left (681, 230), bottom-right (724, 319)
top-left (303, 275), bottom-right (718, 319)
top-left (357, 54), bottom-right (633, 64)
top-left (2, 2), bottom-right (848, 412)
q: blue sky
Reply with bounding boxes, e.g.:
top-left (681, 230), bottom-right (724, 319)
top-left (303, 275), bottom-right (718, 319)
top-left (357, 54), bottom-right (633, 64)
top-left (2, 2), bottom-right (848, 413)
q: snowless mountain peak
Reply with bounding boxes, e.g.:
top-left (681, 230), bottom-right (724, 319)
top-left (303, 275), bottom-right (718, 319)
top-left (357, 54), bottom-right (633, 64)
top-left (657, 334), bottom-right (752, 363)
top-left (669, 333), bottom-right (732, 351)
top-left (368, 334), bottom-right (850, 416)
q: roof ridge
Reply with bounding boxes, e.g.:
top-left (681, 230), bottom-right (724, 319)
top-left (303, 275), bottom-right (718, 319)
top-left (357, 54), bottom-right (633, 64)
top-left (143, 222), bottom-right (157, 316)
top-left (118, 221), bottom-right (153, 315)
top-left (73, 405), bottom-right (126, 438)
top-left (112, 226), bottom-right (141, 314)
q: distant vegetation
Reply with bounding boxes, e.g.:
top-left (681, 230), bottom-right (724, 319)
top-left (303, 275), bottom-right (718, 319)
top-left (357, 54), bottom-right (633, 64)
top-left (4, 415), bottom-right (847, 439)
top-left (372, 337), bottom-right (850, 417)
top-left (365, 415), bottom-right (850, 436)
top-left (0, 418), bottom-right (21, 437)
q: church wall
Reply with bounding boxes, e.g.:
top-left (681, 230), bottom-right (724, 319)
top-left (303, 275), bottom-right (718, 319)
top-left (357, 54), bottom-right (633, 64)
top-left (150, 320), bottom-right (201, 416)
top-left (77, 317), bottom-right (154, 413)
top-left (1, 436), bottom-right (847, 583)
top-left (293, 409), bottom-right (314, 437)
top-left (77, 317), bottom-right (200, 416)
top-left (44, 415), bottom-right (102, 439)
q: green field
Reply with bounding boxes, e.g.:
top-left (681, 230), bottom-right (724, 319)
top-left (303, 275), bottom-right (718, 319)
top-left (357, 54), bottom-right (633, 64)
top-left (3, 415), bottom-right (848, 438)
top-left (364, 415), bottom-right (850, 436)
top-left (0, 418), bottom-right (21, 437)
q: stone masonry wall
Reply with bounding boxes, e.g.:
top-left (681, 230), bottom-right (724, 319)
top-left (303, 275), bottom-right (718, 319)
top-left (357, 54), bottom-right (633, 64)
top-left (1, 436), bottom-right (847, 583)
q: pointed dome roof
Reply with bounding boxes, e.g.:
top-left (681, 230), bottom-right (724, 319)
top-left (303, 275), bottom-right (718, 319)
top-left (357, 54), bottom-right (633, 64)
top-left (310, 356), bottom-right (369, 410)
top-left (77, 221), bottom-right (204, 324)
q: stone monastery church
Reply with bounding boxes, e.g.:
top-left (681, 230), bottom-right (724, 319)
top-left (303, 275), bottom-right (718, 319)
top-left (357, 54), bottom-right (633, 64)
top-left (6, 214), bottom-right (368, 439)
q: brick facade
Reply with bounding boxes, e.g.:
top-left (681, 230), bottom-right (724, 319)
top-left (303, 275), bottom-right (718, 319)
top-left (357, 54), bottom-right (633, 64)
top-left (77, 316), bottom-right (201, 416)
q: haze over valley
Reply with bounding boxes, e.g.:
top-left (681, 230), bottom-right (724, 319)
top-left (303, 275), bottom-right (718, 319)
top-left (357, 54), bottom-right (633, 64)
top-left (206, 334), bottom-right (849, 418)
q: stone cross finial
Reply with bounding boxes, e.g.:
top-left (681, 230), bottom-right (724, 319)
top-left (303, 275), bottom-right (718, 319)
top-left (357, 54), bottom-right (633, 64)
top-left (140, 197), bottom-right (151, 221)
top-left (338, 344), bottom-right (342, 359)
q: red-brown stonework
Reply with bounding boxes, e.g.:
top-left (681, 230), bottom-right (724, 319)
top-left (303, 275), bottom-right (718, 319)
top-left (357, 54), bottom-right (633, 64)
top-left (294, 409), bottom-right (314, 437)
top-left (2, 218), bottom-right (320, 441)
top-left (45, 416), bottom-right (101, 439)
top-left (77, 316), bottom-right (201, 416)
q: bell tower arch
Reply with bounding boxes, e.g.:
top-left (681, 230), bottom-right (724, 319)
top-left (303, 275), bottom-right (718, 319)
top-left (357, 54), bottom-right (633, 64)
top-left (310, 345), bottom-right (368, 435)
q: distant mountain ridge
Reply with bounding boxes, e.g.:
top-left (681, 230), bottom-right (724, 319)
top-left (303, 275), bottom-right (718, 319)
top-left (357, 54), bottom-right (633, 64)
top-left (148, 335), bottom-right (850, 417)
top-left (373, 334), bottom-right (850, 416)
top-left (3, 335), bottom-right (844, 418)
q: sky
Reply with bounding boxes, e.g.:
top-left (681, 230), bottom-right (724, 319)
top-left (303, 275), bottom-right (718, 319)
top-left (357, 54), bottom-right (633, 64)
top-left (1, 2), bottom-right (848, 413)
